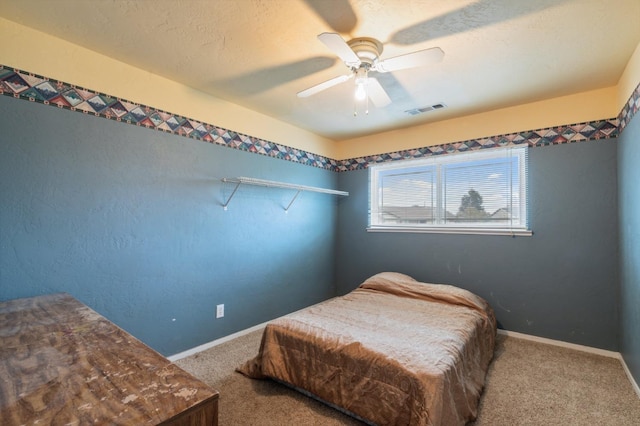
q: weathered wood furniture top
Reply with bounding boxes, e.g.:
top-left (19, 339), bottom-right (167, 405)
top-left (0, 293), bottom-right (219, 425)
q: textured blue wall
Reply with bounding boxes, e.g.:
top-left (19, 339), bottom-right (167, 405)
top-left (0, 86), bottom-right (630, 359)
top-left (618, 108), bottom-right (640, 383)
top-left (0, 95), bottom-right (339, 356)
top-left (336, 141), bottom-right (619, 350)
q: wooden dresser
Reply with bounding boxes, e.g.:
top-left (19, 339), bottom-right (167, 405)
top-left (0, 293), bottom-right (219, 425)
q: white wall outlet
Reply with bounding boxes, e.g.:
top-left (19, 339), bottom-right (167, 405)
top-left (216, 304), bottom-right (224, 319)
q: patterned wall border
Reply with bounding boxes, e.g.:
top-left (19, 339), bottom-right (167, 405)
top-left (1, 64), bottom-right (637, 173)
top-left (0, 65), bottom-right (338, 171)
top-left (619, 82), bottom-right (640, 133)
top-left (335, 118), bottom-right (620, 172)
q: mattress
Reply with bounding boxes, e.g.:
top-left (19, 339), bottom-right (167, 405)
top-left (237, 272), bottom-right (496, 425)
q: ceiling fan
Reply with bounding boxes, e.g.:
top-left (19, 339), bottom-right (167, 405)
top-left (297, 32), bottom-right (444, 112)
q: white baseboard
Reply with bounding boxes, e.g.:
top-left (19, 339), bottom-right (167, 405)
top-left (167, 321), bottom-right (267, 362)
top-left (498, 329), bottom-right (640, 399)
top-left (497, 329), bottom-right (619, 358)
top-left (619, 354), bottom-right (640, 400)
top-left (168, 304), bottom-right (322, 362)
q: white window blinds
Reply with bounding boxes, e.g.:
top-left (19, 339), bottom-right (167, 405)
top-left (369, 146), bottom-right (530, 235)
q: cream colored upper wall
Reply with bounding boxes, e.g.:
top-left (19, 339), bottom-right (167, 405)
top-left (0, 18), bottom-right (337, 159)
top-left (618, 40), bottom-right (640, 110)
top-left (336, 87), bottom-right (619, 160)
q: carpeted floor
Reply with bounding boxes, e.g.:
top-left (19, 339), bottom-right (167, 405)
top-left (175, 329), bottom-right (640, 425)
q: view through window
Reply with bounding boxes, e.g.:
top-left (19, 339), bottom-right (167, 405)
top-left (369, 146), bottom-right (530, 235)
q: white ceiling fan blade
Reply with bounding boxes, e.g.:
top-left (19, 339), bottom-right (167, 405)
top-left (374, 47), bottom-right (444, 73)
top-left (366, 78), bottom-right (391, 107)
top-left (297, 74), bottom-right (352, 98)
top-left (317, 32), bottom-right (361, 66)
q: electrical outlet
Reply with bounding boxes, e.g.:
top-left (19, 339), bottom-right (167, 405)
top-left (216, 304), bottom-right (224, 319)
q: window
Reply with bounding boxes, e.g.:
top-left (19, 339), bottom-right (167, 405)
top-left (369, 146), bottom-right (530, 235)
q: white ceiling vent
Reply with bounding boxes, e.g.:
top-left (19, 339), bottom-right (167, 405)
top-left (405, 103), bottom-right (447, 115)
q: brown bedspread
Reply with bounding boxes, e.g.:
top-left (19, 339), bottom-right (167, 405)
top-left (237, 272), bottom-right (496, 425)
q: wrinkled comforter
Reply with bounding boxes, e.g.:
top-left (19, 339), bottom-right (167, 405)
top-left (237, 272), bottom-right (496, 425)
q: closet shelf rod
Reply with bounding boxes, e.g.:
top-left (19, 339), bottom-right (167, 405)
top-left (221, 177), bottom-right (348, 211)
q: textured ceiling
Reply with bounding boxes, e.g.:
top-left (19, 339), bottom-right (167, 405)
top-left (1, 0), bottom-right (639, 141)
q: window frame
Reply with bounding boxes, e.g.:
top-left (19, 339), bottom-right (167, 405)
top-left (368, 146), bottom-right (532, 236)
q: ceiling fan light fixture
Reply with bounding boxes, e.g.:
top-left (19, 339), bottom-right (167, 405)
top-left (354, 67), bottom-right (369, 101)
top-left (355, 82), bottom-right (367, 101)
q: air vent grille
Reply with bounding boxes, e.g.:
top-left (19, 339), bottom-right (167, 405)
top-left (405, 103), bottom-right (446, 116)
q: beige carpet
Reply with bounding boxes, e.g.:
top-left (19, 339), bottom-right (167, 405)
top-left (175, 330), bottom-right (640, 425)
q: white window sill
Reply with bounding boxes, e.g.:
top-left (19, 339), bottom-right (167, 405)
top-left (367, 226), bottom-right (533, 236)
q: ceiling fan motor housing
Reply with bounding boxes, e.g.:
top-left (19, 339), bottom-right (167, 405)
top-left (347, 37), bottom-right (383, 67)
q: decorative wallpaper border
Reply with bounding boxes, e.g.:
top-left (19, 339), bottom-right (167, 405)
top-left (336, 118), bottom-right (620, 171)
top-left (619, 82), bottom-right (640, 132)
top-left (1, 65), bottom-right (638, 173)
top-left (0, 66), bottom-right (338, 171)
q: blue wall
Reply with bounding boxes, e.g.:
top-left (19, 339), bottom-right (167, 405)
top-left (0, 95), bottom-right (339, 356)
top-left (0, 81), bottom-right (634, 365)
top-left (336, 141), bottom-right (619, 351)
top-left (619, 107), bottom-right (640, 382)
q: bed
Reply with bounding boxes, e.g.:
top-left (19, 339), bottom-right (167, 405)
top-left (237, 272), bottom-right (496, 425)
